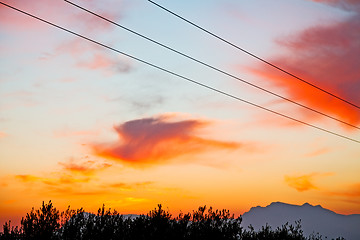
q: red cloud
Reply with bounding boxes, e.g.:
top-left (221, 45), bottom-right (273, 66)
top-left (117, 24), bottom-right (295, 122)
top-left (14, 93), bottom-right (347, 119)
top-left (91, 116), bottom-right (240, 166)
top-left (249, 1), bottom-right (360, 128)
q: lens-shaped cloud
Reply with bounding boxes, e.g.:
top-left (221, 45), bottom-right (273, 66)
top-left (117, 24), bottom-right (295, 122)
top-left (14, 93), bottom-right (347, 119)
top-left (92, 115), bottom-right (241, 166)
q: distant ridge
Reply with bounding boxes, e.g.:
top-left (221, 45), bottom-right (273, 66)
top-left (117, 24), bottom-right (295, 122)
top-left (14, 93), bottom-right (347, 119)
top-left (241, 202), bottom-right (360, 240)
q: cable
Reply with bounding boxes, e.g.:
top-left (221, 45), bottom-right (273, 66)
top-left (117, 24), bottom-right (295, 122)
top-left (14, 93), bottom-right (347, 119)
top-left (1, 1), bottom-right (359, 144)
top-left (63, 0), bottom-right (360, 131)
top-left (147, 0), bottom-right (360, 111)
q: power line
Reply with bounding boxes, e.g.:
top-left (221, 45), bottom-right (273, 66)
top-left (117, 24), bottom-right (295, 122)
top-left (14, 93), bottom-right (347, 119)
top-left (1, 1), bottom-right (359, 144)
top-left (147, 0), bottom-right (360, 111)
top-left (63, 0), bottom-right (360, 131)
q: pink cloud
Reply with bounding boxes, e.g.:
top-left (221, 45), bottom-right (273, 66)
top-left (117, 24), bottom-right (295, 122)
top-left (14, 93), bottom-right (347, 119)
top-left (91, 115), bottom-right (241, 166)
top-left (77, 53), bottom-right (132, 74)
top-left (1, 0), bottom-right (130, 75)
top-left (0, 0), bottom-right (63, 31)
top-left (55, 38), bottom-right (91, 57)
top-left (55, 36), bottom-right (132, 76)
top-left (71, 10), bottom-right (120, 34)
top-left (0, 132), bottom-right (7, 138)
top-left (0, 0), bottom-right (122, 32)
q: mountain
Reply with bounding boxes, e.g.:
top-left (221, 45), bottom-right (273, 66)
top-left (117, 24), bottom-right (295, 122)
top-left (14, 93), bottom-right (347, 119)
top-left (241, 202), bottom-right (360, 240)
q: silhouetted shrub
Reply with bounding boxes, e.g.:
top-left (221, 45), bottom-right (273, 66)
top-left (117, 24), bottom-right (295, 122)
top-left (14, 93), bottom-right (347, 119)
top-left (0, 201), bottom-right (345, 240)
top-left (241, 221), bottom-right (306, 240)
top-left (20, 200), bottom-right (60, 240)
top-left (0, 220), bottom-right (21, 240)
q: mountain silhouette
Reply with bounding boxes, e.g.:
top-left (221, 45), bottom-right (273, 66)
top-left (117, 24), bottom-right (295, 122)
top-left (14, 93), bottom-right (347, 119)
top-left (241, 202), bottom-right (360, 240)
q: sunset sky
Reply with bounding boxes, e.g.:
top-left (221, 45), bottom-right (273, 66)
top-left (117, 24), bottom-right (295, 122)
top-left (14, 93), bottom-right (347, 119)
top-left (1, 0), bottom-right (360, 226)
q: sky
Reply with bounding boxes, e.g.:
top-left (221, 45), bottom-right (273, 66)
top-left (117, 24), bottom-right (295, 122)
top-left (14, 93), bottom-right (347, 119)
top-left (0, 0), bottom-right (360, 227)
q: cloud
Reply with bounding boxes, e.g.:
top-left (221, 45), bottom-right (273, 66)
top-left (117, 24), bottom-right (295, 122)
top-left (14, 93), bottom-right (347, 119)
top-left (285, 172), bottom-right (360, 204)
top-left (0, 0), bottom-right (123, 32)
top-left (15, 174), bottom-right (90, 186)
top-left (108, 181), bottom-right (153, 190)
top-left (91, 115), bottom-right (241, 166)
top-left (0, 0), bottom-right (63, 31)
top-left (55, 38), bottom-right (90, 57)
top-left (55, 37), bottom-right (133, 76)
top-left (106, 95), bottom-right (164, 114)
top-left (0, 131), bottom-right (7, 138)
top-left (285, 174), bottom-right (318, 192)
top-left (326, 183), bottom-right (360, 198)
top-left (1, 0), bottom-right (131, 76)
top-left (249, 0), bottom-right (360, 127)
top-left (14, 156), bottom-right (112, 187)
top-left (284, 172), bottom-right (333, 192)
top-left (305, 147), bottom-right (330, 157)
top-left (309, 0), bottom-right (360, 12)
top-left (76, 53), bottom-right (132, 75)
top-left (60, 158), bottom-right (112, 176)
top-left (12, 173), bottom-right (154, 198)
top-left (15, 175), bottom-right (40, 183)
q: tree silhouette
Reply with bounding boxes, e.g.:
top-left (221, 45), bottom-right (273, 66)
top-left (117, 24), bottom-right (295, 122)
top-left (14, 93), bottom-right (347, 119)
top-left (21, 201), bottom-right (60, 240)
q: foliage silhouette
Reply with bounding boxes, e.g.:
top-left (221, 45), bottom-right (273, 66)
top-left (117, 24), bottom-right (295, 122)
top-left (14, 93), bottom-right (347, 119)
top-left (21, 200), bottom-right (60, 240)
top-left (0, 201), bottom-right (345, 240)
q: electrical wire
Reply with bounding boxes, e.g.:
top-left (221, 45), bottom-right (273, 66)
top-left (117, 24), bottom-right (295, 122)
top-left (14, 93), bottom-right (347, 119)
top-left (0, 1), bottom-right (359, 144)
top-left (63, 0), bottom-right (360, 131)
top-left (147, 0), bottom-right (360, 111)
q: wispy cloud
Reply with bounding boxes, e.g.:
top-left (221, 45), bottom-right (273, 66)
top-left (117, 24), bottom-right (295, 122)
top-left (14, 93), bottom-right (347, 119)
top-left (285, 172), bottom-right (360, 205)
top-left (15, 174), bottom-right (91, 186)
top-left (285, 174), bottom-right (318, 192)
top-left (14, 156), bottom-right (112, 188)
top-left (305, 148), bottom-right (330, 157)
top-left (309, 0), bottom-right (360, 12)
top-left (0, 0), bottom-right (123, 32)
top-left (59, 158), bottom-right (112, 176)
top-left (1, 0), bottom-right (131, 76)
top-left (248, 0), bottom-right (360, 127)
top-left (0, 131), bottom-right (7, 138)
top-left (107, 181), bottom-right (153, 190)
top-left (326, 182), bottom-right (360, 198)
top-left (55, 37), bottom-right (133, 76)
top-left (284, 172), bottom-right (333, 192)
top-left (11, 168), bottom-right (155, 198)
top-left (76, 53), bottom-right (132, 75)
top-left (91, 115), bottom-right (241, 167)
top-left (105, 95), bottom-right (164, 114)
top-left (15, 174), bottom-right (41, 183)
top-left (0, 0), bottom-right (63, 31)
